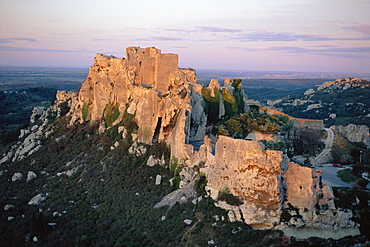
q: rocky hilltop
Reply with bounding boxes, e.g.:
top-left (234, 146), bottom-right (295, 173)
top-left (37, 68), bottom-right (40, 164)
top-left (317, 78), bottom-right (370, 92)
top-left (59, 47), bottom-right (358, 232)
top-left (0, 47), bottom-right (363, 245)
top-left (268, 78), bottom-right (370, 128)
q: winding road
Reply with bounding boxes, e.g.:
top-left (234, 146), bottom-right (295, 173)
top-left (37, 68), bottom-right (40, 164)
top-left (311, 128), bottom-right (352, 187)
top-left (311, 128), bottom-right (334, 165)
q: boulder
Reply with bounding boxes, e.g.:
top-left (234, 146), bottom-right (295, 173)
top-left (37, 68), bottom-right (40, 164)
top-left (4, 204), bottom-right (14, 211)
top-left (155, 175), bottom-right (162, 185)
top-left (26, 171), bottom-right (37, 182)
top-left (184, 219), bottom-right (192, 225)
top-left (154, 180), bottom-right (197, 208)
top-left (12, 172), bottom-right (23, 182)
top-left (28, 193), bottom-right (46, 206)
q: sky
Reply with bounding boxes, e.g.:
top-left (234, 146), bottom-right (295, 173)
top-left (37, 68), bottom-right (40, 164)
top-left (0, 0), bottom-right (370, 74)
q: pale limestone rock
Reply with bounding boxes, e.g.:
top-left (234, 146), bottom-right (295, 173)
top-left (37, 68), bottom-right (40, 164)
top-left (155, 175), bottom-right (162, 185)
top-left (184, 219), bottom-right (192, 225)
top-left (207, 79), bottom-right (220, 97)
top-left (188, 88), bottom-right (207, 141)
top-left (26, 171), bottom-right (37, 182)
top-left (7, 216), bottom-right (15, 221)
top-left (304, 88), bottom-right (315, 95)
top-left (4, 204), bottom-right (14, 211)
top-left (179, 167), bottom-right (196, 188)
top-left (224, 78), bottom-right (232, 85)
top-left (331, 124), bottom-right (370, 148)
top-left (146, 155), bottom-right (157, 167)
top-left (202, 136), bottom-right (288, 227)
top-left (318, 78), bottom-right (369, 91)
top-left (28, 193), bottom-right (46, 206)
top-left (154, 180), bottom-right (197, 208)
top-left (146, 155), bottom-right (165, 167)
top-left (12, 172), bottom-right (23, 182)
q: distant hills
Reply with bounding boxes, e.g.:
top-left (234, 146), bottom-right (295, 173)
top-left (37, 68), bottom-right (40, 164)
top-left (267, 78), bottom-right (370, 127)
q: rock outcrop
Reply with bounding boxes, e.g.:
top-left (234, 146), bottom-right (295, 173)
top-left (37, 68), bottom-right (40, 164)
top-left (201, 136), bottom-right (288, 227)
top-left (51, 47), bottom-right (360, 234)
top-left (331, 124), bottom-right (370, 148)
top-left (317, 78), bottom-right (370, 92)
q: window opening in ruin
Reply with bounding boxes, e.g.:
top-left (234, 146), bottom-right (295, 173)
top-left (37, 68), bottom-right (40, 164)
top-left (152, 117), bottom-right (162, 143)
top-left (300, 186), bottom-right (302, 189)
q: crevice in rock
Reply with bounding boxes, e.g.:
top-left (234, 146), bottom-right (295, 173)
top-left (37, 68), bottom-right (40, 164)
top-left (152, 117), bottom-right (162, 143)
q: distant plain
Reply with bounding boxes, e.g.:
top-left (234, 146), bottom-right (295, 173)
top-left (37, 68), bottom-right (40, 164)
top-left (1, 66), bottom-right (369, 102)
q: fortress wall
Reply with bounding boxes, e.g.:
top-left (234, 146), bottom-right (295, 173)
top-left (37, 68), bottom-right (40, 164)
top-left (285, 162), bottom-right (319, 209)
top-left (156, 53), bottom-right (178, 93)
top-left (291, 118), bottom-right (323, 130)
top-left (140, 57), bottom-right (155, 85)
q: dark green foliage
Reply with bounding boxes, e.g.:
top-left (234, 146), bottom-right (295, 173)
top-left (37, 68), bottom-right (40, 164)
top-left (337, 169), bottom-right (358, 182)
top-left (280, 203), bottom-right (301, 223)
top-left (222, 88), bottom-right (237, 119)
top-left (195, 174), bottom-right (207, 196)
top-left (0, 87), bottom-right (56, 144)
top-left (82, 102), bottom-right (89, 121)
top-left (232, 78), bottom-right (245, 114)
top-left (201, 87), bottom-right (220, 124)
top-left (261, 140), bottom-right (287, 151)
top-left (356, 178), bottom-right (369, 188)
top-left (103, 102), bottom-right (120, 127)
top-left (120, 107), bottom-right (138, 136)
top-left (169, 109), bottom-right (181, 128)
top-left (217, 188), bottom-right (243, 206)
top-left (59, 101), bottom-right (70, 117)
top-left (333, 187), bottom-right (370, 238)
top-left (216, 112), bottom-right (292, 139)
top-left (170, 157), bottom-right (182, 189)
top-left (293, 127), bottom-right (324, 155)
top-left (275, 87), bottom-right (370, 128)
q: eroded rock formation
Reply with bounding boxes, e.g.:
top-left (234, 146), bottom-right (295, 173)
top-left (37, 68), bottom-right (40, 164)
top-left (56, 47), bottom-right (358, 234)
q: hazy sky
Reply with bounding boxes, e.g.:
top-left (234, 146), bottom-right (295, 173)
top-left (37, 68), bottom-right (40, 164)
top-left (1, 0), bottom-right (369, 73)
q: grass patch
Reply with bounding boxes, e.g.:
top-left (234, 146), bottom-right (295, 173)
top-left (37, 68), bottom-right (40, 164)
top-left (337, 168), bottom-right (358, 182)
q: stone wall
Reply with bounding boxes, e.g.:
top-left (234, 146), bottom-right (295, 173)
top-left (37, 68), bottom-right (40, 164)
top-left (125, 47), bottom-right (178, 93)
top-left (285, 162), bottom-right (321, 209)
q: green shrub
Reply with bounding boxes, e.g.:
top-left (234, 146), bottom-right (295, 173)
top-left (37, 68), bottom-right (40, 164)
top-left (217, 188), bottom-right (242, 206)
top-left (337, 169), bottom-right (358, 182)
top-left (103, 102), bottom-right (120, 127)
top-left (356, 178), bottom-right (369, 188)
top-left (170, 109), bottom-right (181, 128)
top-left (195, 174), bottom-right (207, 196)
top-left (201, 87), bottom-right (220, 124)
top-left (222, 88), bottom-right (237, 119)
top-left (82, 102), bottom-right (89, 121)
